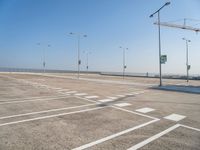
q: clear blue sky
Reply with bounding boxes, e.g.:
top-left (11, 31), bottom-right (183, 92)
top-left (0, 0), bottom-right (199, 75)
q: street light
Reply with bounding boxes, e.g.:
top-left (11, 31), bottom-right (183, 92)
top-left (37, 43), bottom-right (51, 73)
top-left (83, 51), bottom-right (92, 74)
top-left (119, 46), bottom-right (128, 79)
top-left (182, 38), bottom-right (191, 82)
top-left (69, 32), bottom-right (87, 79)
top-left (150, 2), bottom-right (170, 86)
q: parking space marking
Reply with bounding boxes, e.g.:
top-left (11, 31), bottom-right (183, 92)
top-left (126, 93), bottom-right (135, 96)
top-left (0, 106), bottom-right (106, 127)
top-left (57, 92), bottom-right (70, 96)
top-left (180, 124), bottom-right (200, 132)
top-left (0, 95), bottom-right (65, 102)
top-left (98, 99), bottom-right (114, 103)
top-left (114, 103), bottom-right (132, 107)
top-left (51, 88), bottom-right (63, 90)
top-left (65, 91), bottom-right (77, 94)
top-left (127, 124), bottom-right (180, 150)
top-left (127, 124), bottom-right (200, 150)
top-left (75, 93), bottom-right (88, 96)
top-left (72, 119), bottom-right (159, 150)
top-left (0, 103), bottom-right (96, 120)
top-left (57, 89), bottom-right (69, 92)
top-left (132, 92), bottom-right (140, 95)
top-left (85, 96), bottom-right (99, 99)
top-left (132, 90), bottom-right (147, 95)
top-left (75, 96), bottom-right (100, 104)
top-left (107, 96), bottom-right (118, 100)
top-left (164, 114), bottom-right (186, 122)
top-left (0, 96), bottom-right (70, 105)
top-left (116, 95), bottom-right (125, 97)
top-left (135, 107), bottom-right (155, 113)
top-left (111, 106), bottom-right (159, 120)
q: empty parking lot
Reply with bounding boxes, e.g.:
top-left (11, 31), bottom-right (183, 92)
top-left (0, 72), bottom-right (199, 150)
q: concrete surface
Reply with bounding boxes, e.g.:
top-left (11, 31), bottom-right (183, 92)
top-left (0, 72), bottom-right (199, 150)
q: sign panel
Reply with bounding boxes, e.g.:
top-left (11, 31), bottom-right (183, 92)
top-left (161, 55), bottom-right (167, 64)
top-left (187, 65), bottom-right (191, 70)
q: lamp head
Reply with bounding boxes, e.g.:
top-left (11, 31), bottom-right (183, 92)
top-left (165, 2), bottom-right (170, 6)
top-left (149, 14), bottom-right (154, 18)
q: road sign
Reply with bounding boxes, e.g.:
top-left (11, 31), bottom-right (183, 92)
top-left (78, 60), bottom-right (81, 65)
top-left (161, 55), bottom-right (167, 64)
top-left (187, 65), bottom-right (191, 70)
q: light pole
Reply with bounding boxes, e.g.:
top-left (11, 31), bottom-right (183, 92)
top-left (150, 2), bottom-right (170, 86)
top-left (83, 51), bottom-right (91, 74)
top-left (37, 43), bottom-right (51, 73)
top-left (182, 38), bottom-right (191, 82)
top-left (69, 32), bottom-right (87, 79)
top-left (119, 46), bottom-right (128, 79)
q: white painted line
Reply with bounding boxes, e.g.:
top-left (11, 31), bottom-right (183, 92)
top-left (116, 95), bottom-right (125, 97)
top-left (114, 103), bottom-right (132, 107)
top-left (127, 124), bottom-right (180, 150)
top-left (164, 114), bottom-right (186, 122)
top-left (33, 85), bottom-right (40, 87)
top-left (0, 95), bottom-right (64, 102)
top-left (72, 119), bottom-right (159, 150)
top-left (0, 106), bottom-right (105, 127)
top-left (75, 93), bottom-right (88, 96)
top-left (131, 91), bottom-right (146, 95)
top-left (179, 124), bottom-right (200, 132)
top-left (126, 93), bottom-right (134, 96)
top-left (75, 96), bottom-right (100, 104)
top-left (98, 99), bottom-right (114, 103)
top-left (135, 107), bottom-right (155, 113)
top-left (107, 96), bottom-right (117, 100)
top-left (0, 96), bottom-right (70, 105)
top-left (111, 106), bottom-right (158, 120)
top-left (65, 91), bottom-right (77, 94)
top-left (31, 83), bottom-right (39, 85)
top-left (57, 93), bottom-right (70, 96)
top-left (51, 88), bottom-right (63, 90)
top-left (0, 103), bottom-right (96, 120)
top-left (57, 89), bottom-right (69, 92)
top-left (132, 92), bottom-right (139, 95)
top-left (138, 91), bottom-right (145, 94)
top-left (85, 96), bottom-right (99, 99)
top-left (46, 86), bottom-right (55, 89)
top-left (39, 85), bottom-right (48, 87)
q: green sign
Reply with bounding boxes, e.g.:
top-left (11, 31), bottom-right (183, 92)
top-left (187, 65), bottom-right (191, 70)
top-left (161, 55), bottom-right (167, 64)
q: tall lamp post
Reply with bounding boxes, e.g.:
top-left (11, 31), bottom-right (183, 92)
top-left (37, 43), bottom-right (51, 73)
top-left (119, 46), bottom-right (128, 79)
top-left (83, 51), bottom-right (91, 74)
top-left (182, 38), bottom-right (191, 82)
top-left (69, 32), bottom-right (87, 79)
top-left (149, 2), bottom-right (170, 86)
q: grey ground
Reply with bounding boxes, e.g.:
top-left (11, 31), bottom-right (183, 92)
top-left (0, 72), bottom-right (199, 150)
